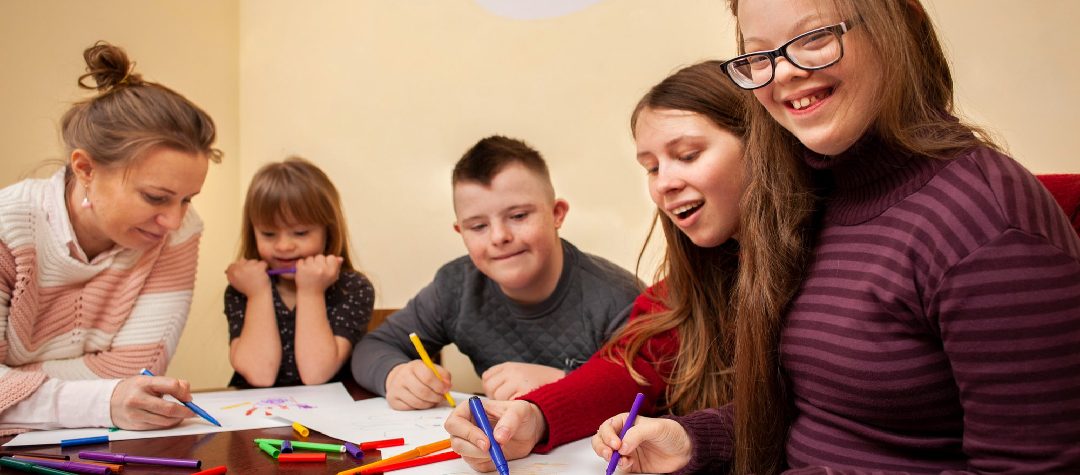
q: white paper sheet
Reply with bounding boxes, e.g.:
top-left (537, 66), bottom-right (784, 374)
top-left (396, 437), bottom-right (614, 475)
top-left (276, 394), bottom-right (657, 475)
top-left (3, 382), bottom-right (355, 447)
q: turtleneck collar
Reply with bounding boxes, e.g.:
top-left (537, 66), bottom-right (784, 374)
top-left (803, 134), bottom-right (951, 226)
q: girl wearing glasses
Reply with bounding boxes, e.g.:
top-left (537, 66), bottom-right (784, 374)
top-left (594, 0), bottom-right (1080, 474)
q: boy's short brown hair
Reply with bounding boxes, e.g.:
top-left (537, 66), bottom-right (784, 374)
top-left (452, 135), bottom-right (552, 190)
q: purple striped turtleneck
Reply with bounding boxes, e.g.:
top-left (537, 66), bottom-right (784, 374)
top-left (672, 143), bottom-right (1080, 474)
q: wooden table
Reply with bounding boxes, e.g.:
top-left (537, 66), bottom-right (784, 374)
top-left (0, 381), bottom-right (399, 474)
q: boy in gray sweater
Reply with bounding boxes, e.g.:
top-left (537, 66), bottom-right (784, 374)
top-left (351, 136), bottom-right (640, 410)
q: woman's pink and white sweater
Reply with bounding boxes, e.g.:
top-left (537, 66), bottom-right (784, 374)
top-left (0, 170), bottom-right (201, 432)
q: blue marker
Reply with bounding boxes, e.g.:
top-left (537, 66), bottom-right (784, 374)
top-left (468, 397), bottom-right (509, 475)
top-left (59, 435), bottom-right (109, 448)
top-left (139, 369), bottom-right (221, 427)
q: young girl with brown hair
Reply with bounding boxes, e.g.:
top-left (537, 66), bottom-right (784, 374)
top-left (443, 60), bottom-right (753, 471)
top-left (595, 1), bottom-right (1080, 473)
top-left (225, 157), bottom-right (374, 388)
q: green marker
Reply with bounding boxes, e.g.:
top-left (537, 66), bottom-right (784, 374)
top-left (257, 441), bottom-right (280, 459)
top-left (0, 457), bottom-right (78, 475)
top-left (253, 438), bottom-right (345, 453)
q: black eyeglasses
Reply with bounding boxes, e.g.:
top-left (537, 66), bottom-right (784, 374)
top-left (721, 19), bottom-right (857, 90)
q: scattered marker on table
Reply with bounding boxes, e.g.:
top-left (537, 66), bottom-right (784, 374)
top-left (278, 453), bottom-right (326, 463)
top-left (358, 438), bottom-right (405, 451)
top-left (281, 440), bottom-right (293, 453)
top-left (344, 442), bottom-right (362, 459)
top-left (291, 422), bottom-right (310, 437)
top-left (0, 457), bottom-right (78, 475)
top-left (79, 451), bottom-right (201, 469)
top-left (8, 457), bottom-right (111, 475)
top-left (59, 435), bottom-right (109, 448)
top-left (191, 465), bottom-right (228, 475)
top-left (258, 442), bottom-right (280, 459)
top-left (0, 452), bottom-right (69, 461)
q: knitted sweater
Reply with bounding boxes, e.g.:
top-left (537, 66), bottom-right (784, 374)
top-left (520, 286), bottom-right (677, 452)
top-left (673, 144), bottom-right (1080, 474)
top-left (0, 170), bottom-right (202, 432)
top-left (351, 239), bottom-right (640, 396)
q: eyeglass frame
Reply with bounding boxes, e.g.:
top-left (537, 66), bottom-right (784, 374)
top-left (720, 19), bottom-right (858, 90)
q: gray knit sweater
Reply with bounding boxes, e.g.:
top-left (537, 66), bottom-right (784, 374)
top-left (351, 239), bottom-right (641, 395)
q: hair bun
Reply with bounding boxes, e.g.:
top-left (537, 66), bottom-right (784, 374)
top-left (78, 41), bottom-right (142, 91)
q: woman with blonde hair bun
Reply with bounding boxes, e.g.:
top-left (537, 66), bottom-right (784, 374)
top-left (0, 41), bottom-right (221, 432)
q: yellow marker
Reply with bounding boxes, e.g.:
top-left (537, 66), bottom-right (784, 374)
top-left (292, 421), bottom-right (310, 437)
top-left (408, 332), bottom-right (456, 407)
top-left (336, 438), bottom-right (451, 475)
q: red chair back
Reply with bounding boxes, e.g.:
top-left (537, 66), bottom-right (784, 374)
top-left (1037, 174), bottom-right (1080, 237)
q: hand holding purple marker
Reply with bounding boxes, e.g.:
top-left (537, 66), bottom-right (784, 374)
top-left (267, 267), bottom-right (296, 275)
top-left (606, 392), bottom-right (645, 475)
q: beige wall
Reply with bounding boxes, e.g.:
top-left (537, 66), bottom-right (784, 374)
top-left (2, 0), bottom-right (1078, 390)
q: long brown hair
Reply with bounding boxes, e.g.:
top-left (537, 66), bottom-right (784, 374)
top-left (726, 1), bottom-right (999, 473)
top-left (601, 60), bottom-right (747, 416)
top-left (61, 41), bottom-right (222, 181)
top-left (238, 157), bottom-right (357, 273)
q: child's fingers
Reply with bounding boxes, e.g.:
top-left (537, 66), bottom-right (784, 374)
top-left (445, 406), bottom-right (493, 456)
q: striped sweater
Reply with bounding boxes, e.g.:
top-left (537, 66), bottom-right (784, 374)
top-left (672, 145), bottom-right (1080, 474)
top-left (0, 170), bottom-right (202, 431)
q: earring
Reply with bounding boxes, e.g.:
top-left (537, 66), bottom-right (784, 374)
top-left (81, 185), bottom-right (92, 209)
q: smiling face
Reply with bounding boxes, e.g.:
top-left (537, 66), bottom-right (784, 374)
top-left (452, 163), bottom-right (568, 304)
top-left (635, 107), bottom-right (746, 247)
top-left (254, 220), bottom-right (328, 279)
top-left (75, 147), bottom-right (209, 253)
top-left (739, 0), bottom-right (883, 156)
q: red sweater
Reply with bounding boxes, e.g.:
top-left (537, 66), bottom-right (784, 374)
top-left (519, 287), bottom-right (678, 452)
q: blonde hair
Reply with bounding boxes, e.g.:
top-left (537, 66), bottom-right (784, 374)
top-left (238, 157), bottom-right (356, 272)
top-left (61, 41), bottom-right (221, 182)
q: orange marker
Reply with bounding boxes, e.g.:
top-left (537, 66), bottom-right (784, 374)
top-left (336, 439), bottom-right (451, 475)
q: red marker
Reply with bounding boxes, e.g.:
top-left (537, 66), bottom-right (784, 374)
top-left (191, 466), bottom-right (227, 475)
top-left (278, 453), bottom-right (326, 463)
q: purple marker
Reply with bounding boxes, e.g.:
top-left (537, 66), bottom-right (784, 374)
top-left (344, 442), bottom-right (362, 459)
top-left (266, 267), bottom-right (296, 275)
top-left (14, 458), bottom-right (111, 475)
top-left (78, 451), bottom-right (201, 469)
top-left (605, 392), bottom-right (646, 475)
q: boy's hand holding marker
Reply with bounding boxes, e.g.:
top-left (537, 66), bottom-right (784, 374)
top-left (444, 399), bottom-right (547, 473)
top-left (384, 333), bottom-right (456, 410)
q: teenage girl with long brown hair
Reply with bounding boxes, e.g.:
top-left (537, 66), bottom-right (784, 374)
top-left (594, 1), bottom-right (1080, 473)
top-left (444, 60), bottom-right (752, 471)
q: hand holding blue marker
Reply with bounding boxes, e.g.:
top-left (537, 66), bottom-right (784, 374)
top-left (139, 369), bottom-right (221, 427)
top-left (468, 397), bottom-right (509, 475)
top-left (606, 392), bottom-right (645, 475)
